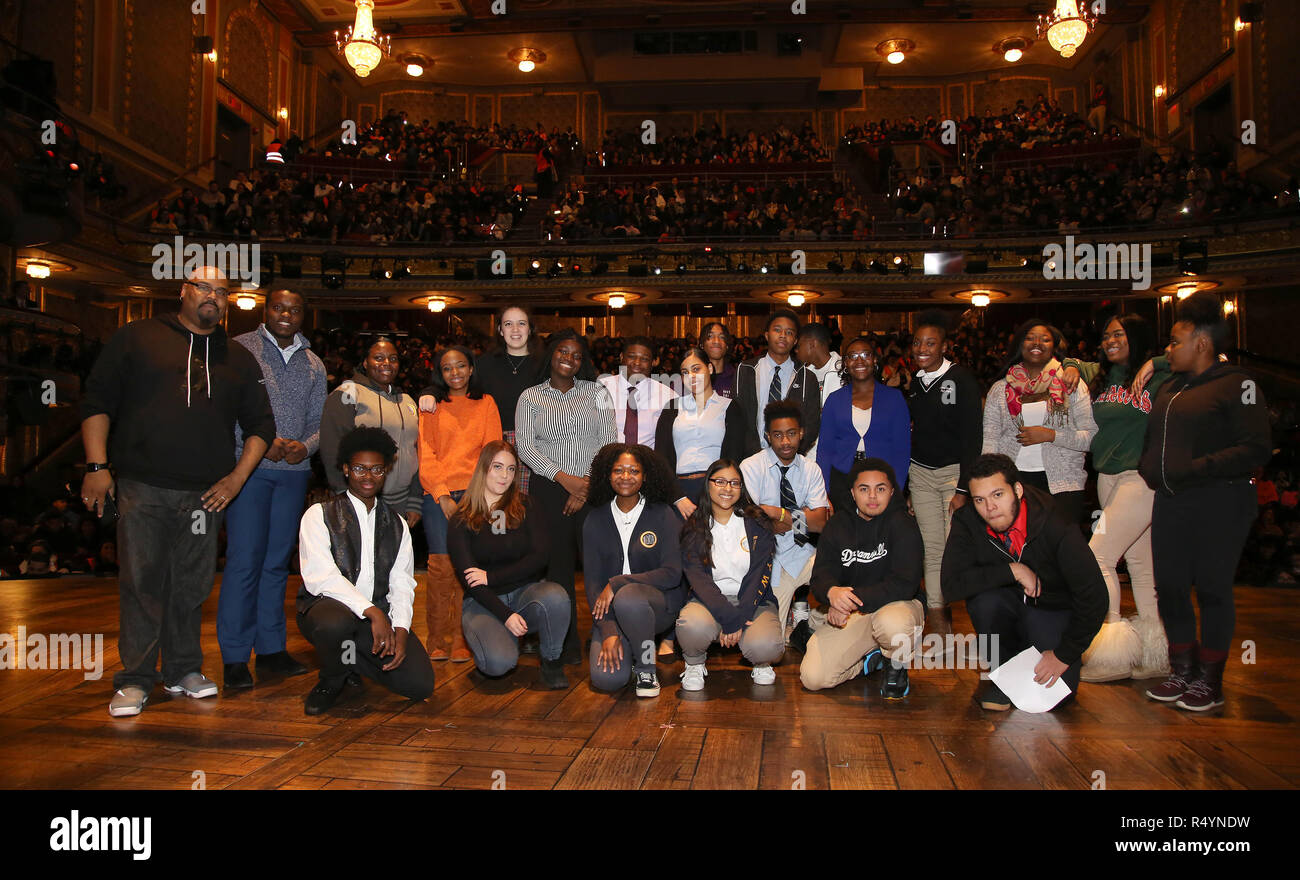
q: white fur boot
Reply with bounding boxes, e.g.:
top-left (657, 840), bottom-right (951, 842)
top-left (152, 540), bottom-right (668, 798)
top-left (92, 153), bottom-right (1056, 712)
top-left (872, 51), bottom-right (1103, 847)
top-left (1128, 613), bottom-right (1170, 679)
top-left (1081, 613), bottom-right (1143, 682)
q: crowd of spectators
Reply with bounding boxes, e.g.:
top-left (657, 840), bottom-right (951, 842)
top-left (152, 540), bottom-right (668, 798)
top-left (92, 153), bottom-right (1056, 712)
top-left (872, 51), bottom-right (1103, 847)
top-left (147, 167), bottom-right (527, 244)
top-left (1242, 404), bottom-right (1300, 587)
top-left (309, 110), bottom-right (574, 164)
top-left (591, 121), bottom-right (831, 167)
top-left (541, 175), bottom-right (856, 242)
top-left (0, 471), bottom-right (118, 578)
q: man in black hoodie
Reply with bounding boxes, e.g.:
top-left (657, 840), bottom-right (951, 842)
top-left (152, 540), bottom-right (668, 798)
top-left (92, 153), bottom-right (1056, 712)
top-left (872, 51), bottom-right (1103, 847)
top-left (1138, 292), bottom-right (1272, 712)
top-left (941, 453), bottom-right (1107, 711)
top-left (800, 458), bottom-right (924, 699)
top-left (81, 266), bottom-right (276, 717)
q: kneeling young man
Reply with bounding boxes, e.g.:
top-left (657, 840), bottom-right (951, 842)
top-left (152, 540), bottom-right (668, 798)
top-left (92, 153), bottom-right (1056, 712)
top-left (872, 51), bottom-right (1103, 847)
top-left (941, 454), bottom-right (1106, 711)
top-left (296, 427), bottom-right (435, 715)
top-left (800, 458), bottom-right (924, 698)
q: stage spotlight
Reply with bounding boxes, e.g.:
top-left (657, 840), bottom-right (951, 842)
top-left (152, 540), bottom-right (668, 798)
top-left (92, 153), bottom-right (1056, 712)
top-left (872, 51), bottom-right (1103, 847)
top-left (527, 259), bottom-right (540, 277)
top-left (827, 255), bottom-right (844, 274)
top-left (321, 252), bottom-right (347, 289)
top-left (676, 261), bottom-right (688, 276)
top-left (1021, 256), bottom-right (1044, 272)
top-left (651, 264), bottom-right (663, 276)
top-left (850, 257), bottom-right (866, 273)
top-left (868, 258), bottom-right (887, 275)
top-left (393, 263), bottom-right (412, 280)
top-left (369, 259), bottom-right (388, 281)
top-left (733, 259), bottom-right (750, 274)
top-left (570, 262), bottom-right (583, 276)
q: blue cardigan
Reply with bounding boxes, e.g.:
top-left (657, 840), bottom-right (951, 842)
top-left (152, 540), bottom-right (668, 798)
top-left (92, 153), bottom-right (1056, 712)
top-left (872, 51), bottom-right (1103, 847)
top-left (815, 382), bottom-right (912, 491)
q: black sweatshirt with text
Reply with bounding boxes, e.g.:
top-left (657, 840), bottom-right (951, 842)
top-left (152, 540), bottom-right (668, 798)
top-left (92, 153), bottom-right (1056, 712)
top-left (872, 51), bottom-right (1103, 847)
top-left (809, 493), bottom-right (924, 612)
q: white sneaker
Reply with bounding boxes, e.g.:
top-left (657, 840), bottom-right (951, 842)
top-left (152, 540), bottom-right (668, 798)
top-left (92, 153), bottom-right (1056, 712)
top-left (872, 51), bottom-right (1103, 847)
top-left (108, 687), bottom-right (148, 717)
top-left (680, 663), bottom-right (707, 692)
top-left (751, 664), bottom-right (776, 685)
top-left (164, 672), bottom-right (219, 698)
top-left (792, 601), bottom-right (810, 624)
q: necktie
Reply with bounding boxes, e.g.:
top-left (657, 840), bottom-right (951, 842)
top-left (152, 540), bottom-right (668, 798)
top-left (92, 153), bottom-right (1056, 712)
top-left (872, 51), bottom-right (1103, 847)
top-left (624, 382), bottom-right (639, 445)
top-left (768, 363), bottom-right (783, 406)
top-left (997, 530), bottom-right (1015, 557)
top-left (779, 465), bottom-right (809, 546)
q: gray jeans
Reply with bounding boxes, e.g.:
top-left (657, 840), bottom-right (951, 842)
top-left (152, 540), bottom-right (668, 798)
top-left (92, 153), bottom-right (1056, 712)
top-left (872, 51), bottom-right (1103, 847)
top-left (114, 479), bottom-right (221, 691)
top-left (461, 580), bottom-right (570, 676)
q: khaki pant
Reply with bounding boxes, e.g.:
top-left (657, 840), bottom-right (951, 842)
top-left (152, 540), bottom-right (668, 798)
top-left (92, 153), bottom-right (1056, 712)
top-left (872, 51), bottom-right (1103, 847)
top-left (1089, 470), bottom-right (1158, 620)
top-left (772, 554), bottom-right (816, 635)
top-left (676, 600), bottom-right (785, 667)
top-left (909, 462), bottom-right (960, 609)
top-left (799, 599), bottom-right (923, 691)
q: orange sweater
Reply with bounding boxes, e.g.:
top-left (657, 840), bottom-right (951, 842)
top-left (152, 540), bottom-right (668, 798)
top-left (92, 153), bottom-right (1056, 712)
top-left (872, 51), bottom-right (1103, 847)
top-left (418, 393), bottom-right (503, 502)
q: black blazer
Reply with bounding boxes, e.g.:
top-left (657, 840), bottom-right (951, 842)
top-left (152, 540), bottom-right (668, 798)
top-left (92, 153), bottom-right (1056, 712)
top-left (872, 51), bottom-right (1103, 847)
top-left (682, 513), bottom-right (776, 634)
top-left (734, 357), bottom-right (822, 459)
top-left (582, 501), bottom-right (684, 642)
top-left (654, 395), bottom-right (746, 474)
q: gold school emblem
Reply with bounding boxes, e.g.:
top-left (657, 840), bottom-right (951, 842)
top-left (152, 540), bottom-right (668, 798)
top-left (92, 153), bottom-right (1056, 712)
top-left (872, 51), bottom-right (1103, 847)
top-left (639, 530), bottom-right (657, 548)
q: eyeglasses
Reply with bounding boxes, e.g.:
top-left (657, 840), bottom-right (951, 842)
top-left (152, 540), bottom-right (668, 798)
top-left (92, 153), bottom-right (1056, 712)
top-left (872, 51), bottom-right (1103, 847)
top-left (348, 464), bottom-right (389, 477)
top-left (188, 281), bottom-right (230, 298)
top-left (845, 352), bottom-right (874, 362)
top-left (709, 478), bottom-right (742, 489)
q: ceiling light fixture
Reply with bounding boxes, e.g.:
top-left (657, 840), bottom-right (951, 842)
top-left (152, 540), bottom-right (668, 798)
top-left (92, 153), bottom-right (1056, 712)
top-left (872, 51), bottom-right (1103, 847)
top-left (402, 53), bottom-right (433, 78)
top-left (994, 37), bottom-right (1030, 63)
top-left (608, 294), bottom-right (626, 309)
top-left (25, 261), bottom-right (51, 279)
top-left (876, 39), bottom-right (914, 65)
top-left (786, 292), bottom-right (806, 308)
top-left (970, 292), bottom-right (991, 308)
top-left (335, 0), bottom-right (392, 78)
top-left (1037, 0), bottom-right (1097, 59)
top-left (509, 47), bottom-right (546, 73)
top-left (428, 297), bottom-right (447, 313)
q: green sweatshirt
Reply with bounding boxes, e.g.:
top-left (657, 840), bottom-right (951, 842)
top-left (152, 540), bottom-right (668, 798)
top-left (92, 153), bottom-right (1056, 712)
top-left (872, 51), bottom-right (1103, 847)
top-left (1065, 356), bottom-right (1171, 475)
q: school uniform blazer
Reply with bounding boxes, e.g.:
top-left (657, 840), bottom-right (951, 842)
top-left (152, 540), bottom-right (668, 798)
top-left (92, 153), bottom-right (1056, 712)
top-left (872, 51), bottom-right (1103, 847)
top-left (815, 382), bottom-right (912, 491)
top-left (582, 501), bottom-right (684, 642)
top-left (682, 514), bottom-right (777, 634)
top-left (734, 357), bottom-right (822, 459)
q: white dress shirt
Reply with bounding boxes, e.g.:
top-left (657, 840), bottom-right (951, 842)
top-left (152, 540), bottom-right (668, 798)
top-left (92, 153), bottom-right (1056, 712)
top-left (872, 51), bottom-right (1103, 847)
top-left (673, 392), bottom-right (731, 474)
top-left (805, 351), bottom-right (842, 462)
top-left (610, 495), bottom-right (646, 576)
top-left (599, 371), bottom-right (678, 448)
top-left (739, 447), bottom-right (829, 581)
top-left (258, 323), bottom-right (305, 365)
top-left (753, 354), bottom-right (795, 447)
top-left (298, 492), bottom-right (416, 631)
top-left (709, 513), bottom-right (751, 600)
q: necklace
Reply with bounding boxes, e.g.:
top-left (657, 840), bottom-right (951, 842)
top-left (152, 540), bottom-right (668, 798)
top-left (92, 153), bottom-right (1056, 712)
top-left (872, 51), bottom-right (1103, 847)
top-left (505, 353), bottom-right (527, 375)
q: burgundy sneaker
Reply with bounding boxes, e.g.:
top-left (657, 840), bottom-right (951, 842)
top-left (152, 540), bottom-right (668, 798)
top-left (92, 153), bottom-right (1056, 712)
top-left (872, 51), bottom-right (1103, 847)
top-left (1145, 643), bottom-right (1196, 703)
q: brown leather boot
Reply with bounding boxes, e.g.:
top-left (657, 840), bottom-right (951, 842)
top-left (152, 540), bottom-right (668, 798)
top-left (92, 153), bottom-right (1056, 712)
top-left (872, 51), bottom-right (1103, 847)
top-left (425, 554), bottom-right (451, 661)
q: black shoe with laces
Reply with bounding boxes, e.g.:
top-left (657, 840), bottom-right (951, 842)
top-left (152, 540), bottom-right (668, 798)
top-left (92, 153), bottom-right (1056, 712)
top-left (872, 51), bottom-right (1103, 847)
top-left (304, 680), bottom-right (346, 716)
top-left (539, 657), bottom-right (569, 690)
top-left (634, 670), bottom-right (661, 698)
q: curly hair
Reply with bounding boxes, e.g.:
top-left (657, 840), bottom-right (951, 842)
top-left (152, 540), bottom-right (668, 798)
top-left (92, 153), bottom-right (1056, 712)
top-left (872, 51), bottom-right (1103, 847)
top-left (336, 425), bottom-right (397, 469)
top-left (682, 458), bottom-right (770, 568)
top-left (541, 328), bottom-right (598, 381)
top-left (586, 443), bottom-right (676, 507)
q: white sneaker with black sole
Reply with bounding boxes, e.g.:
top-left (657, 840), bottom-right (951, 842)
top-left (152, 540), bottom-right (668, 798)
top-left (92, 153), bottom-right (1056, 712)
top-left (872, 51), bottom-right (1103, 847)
top-left (164, 672), bottom-right (219, 699)
top-left (634, 670), bottom-right (660, 697)
top-left (680, 663), bottom-right (707, 692)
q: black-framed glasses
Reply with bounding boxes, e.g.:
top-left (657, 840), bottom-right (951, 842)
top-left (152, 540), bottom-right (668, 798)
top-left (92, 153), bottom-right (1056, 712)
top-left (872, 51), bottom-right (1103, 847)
top-left (348, 464), bottom-right (389, 477)
top-left (187, 281), bottom-right (230, 298)
top-left (709, 478), bottom-right (742, 489)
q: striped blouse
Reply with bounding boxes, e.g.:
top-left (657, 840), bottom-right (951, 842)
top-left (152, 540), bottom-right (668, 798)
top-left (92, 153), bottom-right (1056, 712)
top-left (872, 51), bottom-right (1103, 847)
top-left (514, 379), bottom-right (618, 480)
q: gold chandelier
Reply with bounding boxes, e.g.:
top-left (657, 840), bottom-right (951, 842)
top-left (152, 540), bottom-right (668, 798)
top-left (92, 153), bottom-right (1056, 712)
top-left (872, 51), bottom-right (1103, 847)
top-left (335, 0), bottom-right (391, 78)
top-left (1037, 0), bottom-right (1097, 59)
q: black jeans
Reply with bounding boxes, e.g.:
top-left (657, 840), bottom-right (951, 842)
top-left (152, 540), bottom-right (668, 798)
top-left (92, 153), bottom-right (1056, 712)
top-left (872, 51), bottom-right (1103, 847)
top-left (297, 597), bottom-right (435, 700)
top-left (967, 584), bottom-right (1082, 694)
top-left (529, 473), bottom-right (589, 658)
top-left (1151, 482), bottom-right (1255, 651)
top-left (114, 479), bottom-right (221, 691)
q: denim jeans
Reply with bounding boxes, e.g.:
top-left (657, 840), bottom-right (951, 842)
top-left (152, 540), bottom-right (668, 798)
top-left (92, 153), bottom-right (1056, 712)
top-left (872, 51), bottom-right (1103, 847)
top-left (114, 479), bottom-right (221, 691)
top-left (218, 468), bottom-right (310, 662)
top-left (587, 582), bottom-right (675, 691)
top-left (422, 489), bottom-right (466, 554)
top-left (461, 580), bottom-right (570, 675)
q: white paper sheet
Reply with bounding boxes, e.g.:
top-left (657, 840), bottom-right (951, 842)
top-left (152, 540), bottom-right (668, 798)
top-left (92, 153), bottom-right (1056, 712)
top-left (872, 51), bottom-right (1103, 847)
top-left (987, 646), bottom-right (1073, 713)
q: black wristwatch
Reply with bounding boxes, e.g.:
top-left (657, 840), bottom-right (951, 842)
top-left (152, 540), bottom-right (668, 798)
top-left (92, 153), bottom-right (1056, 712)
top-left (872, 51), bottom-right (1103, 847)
top-left (86, 462), bottom-right (111, 472)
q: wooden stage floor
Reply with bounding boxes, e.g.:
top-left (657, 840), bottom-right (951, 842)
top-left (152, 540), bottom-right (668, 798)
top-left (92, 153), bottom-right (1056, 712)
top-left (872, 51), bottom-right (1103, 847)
top-left (0, 574), bottom-right (1297, 790)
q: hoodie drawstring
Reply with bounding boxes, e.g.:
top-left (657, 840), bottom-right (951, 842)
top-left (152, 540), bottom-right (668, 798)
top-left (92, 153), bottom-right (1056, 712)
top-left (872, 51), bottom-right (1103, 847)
top-left (185, 332), bottom-right (213, 408)
top-left (186, 334), bottom-right (194, 408)
top-left (205, 335), bottom-right (211, 400)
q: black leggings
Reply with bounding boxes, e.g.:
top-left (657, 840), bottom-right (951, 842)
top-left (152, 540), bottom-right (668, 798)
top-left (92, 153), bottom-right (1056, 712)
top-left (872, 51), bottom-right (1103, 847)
top-left (528, 473), bottom-right (589, 658)
top-left (1151, 483), bottom-right (1255, 652)
top-left (1017, 471), bottom-right (1085, 530)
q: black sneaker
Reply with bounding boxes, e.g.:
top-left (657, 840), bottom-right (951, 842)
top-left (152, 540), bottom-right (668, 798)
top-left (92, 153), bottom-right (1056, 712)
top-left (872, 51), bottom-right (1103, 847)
top-left (788, 620), bottom-right (813, 653)
top-left (635, 670), bottom-right (661, 698)
top-left (304, 680), bottom-right (346, 716)
top-left (976, 682), bottom-right (1012, 711)
top-left (881, 661), bottom-right (910, 699)
top-left (223, 662), bottom-right (254, 690)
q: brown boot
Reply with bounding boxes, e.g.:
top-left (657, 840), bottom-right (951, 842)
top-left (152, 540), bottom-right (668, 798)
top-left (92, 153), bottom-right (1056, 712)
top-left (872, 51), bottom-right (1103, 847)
top-left (425, 554), bottom-right (452, 661)
top-left (448, 589), bottom-right (472, 664)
